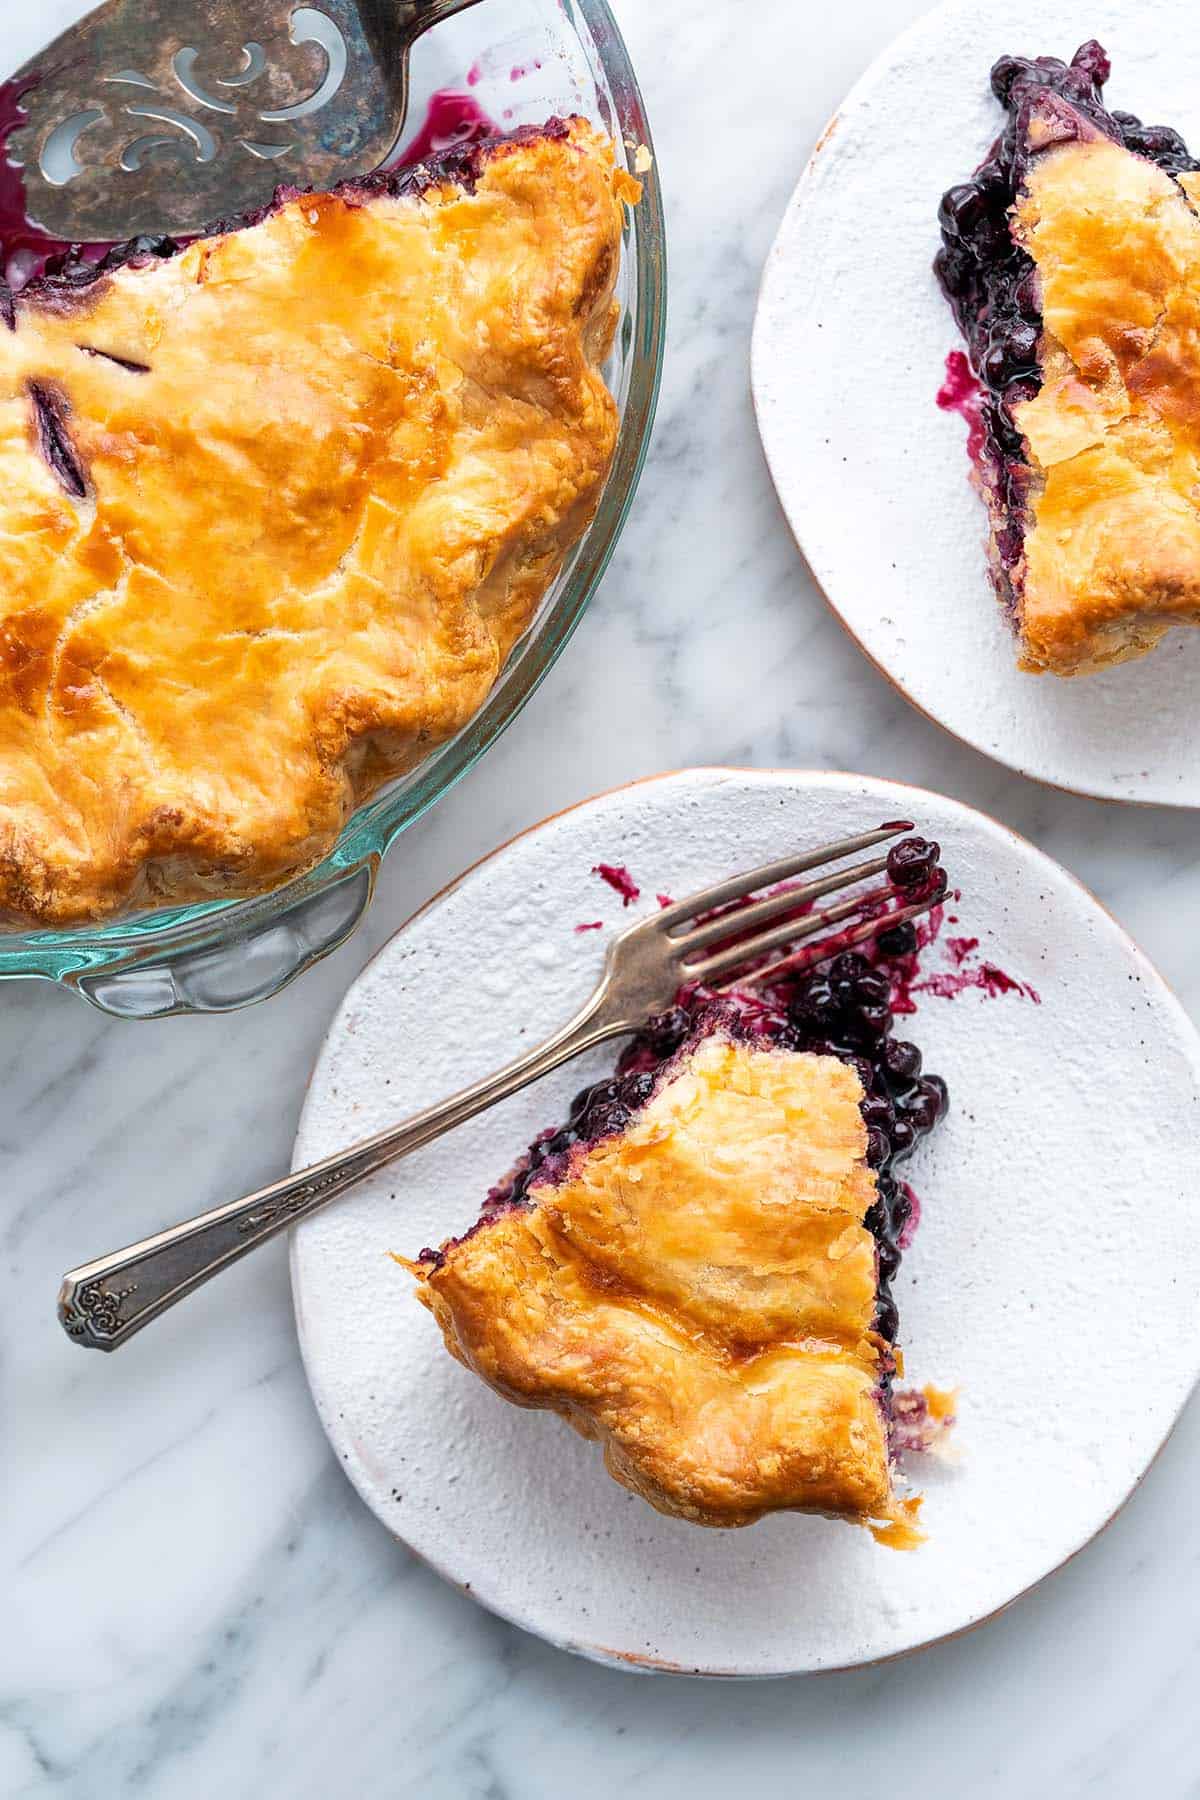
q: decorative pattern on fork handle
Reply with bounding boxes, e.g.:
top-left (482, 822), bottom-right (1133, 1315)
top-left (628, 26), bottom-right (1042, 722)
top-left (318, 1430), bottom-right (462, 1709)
top-left (57, 1008), bottom-right (628, 1351)
top-left (60, 1278), bottom-right (140, 1346)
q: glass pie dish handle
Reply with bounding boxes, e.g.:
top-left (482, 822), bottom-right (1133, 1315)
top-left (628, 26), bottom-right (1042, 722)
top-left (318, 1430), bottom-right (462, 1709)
top-left (60, 862), bottom-right (380, 1019)
top-left (57, 1000), bottom-right (631, 1350)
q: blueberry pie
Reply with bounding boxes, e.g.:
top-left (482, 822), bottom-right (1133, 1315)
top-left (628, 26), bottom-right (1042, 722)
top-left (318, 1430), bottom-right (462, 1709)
top-left (937, 43), bottom-right (1200, 675)
top-left (411, 853), bottom-right (950, 1541)
top-left (0, 121), bottom-right (636, 923)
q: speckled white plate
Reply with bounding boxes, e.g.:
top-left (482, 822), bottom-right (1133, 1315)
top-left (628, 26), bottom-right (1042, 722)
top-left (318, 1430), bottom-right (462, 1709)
top-left (290, 768), bottom-right (1200, 1674)
top-left (752, 0), bottom-right (1200, 807)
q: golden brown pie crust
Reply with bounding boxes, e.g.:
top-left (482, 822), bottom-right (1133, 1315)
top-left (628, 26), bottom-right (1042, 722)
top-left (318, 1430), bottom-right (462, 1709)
top-left (412, 1035), bottom-right (922, 1541)
top-left (0, 121), bottom-right (637, 924)
top-left (1013, 138), bottom-right (1200, 674)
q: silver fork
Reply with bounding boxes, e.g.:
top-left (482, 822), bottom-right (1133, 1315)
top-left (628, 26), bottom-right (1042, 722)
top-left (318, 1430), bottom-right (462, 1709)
top-left (58, 821), bottom-right (940, 1351)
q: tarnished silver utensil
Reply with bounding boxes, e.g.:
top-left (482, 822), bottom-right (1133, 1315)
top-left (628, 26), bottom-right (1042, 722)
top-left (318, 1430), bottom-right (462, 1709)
top-left (58, 825), bottom-right (944, 1350)
top-left (4, 0), bottom-right (482, 244)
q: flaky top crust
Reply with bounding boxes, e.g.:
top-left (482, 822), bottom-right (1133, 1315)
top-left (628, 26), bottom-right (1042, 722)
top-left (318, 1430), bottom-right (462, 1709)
top-left (0, 121), bottom-right (635, 924)
top-left (415, 1036), bottom-right (919, 1540)
top-left (1014, 138), bottom-right (1200, 674)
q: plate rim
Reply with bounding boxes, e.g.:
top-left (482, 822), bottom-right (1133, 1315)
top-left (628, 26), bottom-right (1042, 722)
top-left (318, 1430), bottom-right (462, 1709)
top-left (749, 0), bottom-right (1200, 812)
top-left (290, 765), bottom-right (1200, 1674)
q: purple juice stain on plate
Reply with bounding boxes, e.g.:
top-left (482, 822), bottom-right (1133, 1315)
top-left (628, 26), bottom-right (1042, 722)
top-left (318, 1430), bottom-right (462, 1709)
top-left (936, 349), bottom-right (986, 466)
top-left (592, 862), bottom-right (640, 906)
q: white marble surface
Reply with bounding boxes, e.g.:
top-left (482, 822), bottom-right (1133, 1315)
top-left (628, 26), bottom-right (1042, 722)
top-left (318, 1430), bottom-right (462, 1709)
top-left (4, 0), bottom-right (1200, 1793)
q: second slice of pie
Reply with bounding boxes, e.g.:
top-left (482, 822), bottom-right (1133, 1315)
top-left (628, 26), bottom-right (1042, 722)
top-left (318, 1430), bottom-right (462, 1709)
top-left (937, 42), bottom-right (1200, 675)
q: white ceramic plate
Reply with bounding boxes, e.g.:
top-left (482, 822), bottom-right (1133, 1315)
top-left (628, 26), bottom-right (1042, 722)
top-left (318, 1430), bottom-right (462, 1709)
top-left (752, 0), bottom-right (1200, 807)
top-left (291, 768), bottom-right (1200, 1674)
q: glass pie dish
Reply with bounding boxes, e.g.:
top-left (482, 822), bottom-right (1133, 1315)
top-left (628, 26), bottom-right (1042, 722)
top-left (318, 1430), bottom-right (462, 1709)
top-left (0, 0), bottom-right (664, 1018)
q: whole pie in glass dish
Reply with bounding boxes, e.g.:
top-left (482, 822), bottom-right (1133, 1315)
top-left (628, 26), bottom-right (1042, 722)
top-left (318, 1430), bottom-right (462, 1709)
top-left (0, 120), bottom-right (637, 926)
top-left (936, 42), bottom-right (1200, 676)
top-left (409, 840), bottom-right (952, 1544)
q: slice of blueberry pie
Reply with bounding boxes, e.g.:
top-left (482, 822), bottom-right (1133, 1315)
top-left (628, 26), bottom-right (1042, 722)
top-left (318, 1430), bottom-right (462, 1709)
top-left (410, 841), bottom-right (950, 1542)
top-left (937, 43), bottom-right (1200, 675)
top-left (0, 121), bottom-right (636, 924)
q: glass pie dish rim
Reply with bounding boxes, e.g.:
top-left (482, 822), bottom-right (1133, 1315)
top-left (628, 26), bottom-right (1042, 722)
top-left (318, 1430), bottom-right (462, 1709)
top-left (0, 0), bottom-right (666, 1018)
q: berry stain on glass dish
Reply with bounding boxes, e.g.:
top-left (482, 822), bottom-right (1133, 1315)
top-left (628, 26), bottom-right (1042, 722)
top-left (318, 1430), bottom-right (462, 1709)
top-left (936, 41), bottom-right (1200, 676)
top-left (411, 838), bottom-right (958, 1546)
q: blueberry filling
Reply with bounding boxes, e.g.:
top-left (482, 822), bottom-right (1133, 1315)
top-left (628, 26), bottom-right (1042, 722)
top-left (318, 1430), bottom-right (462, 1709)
top-left (29, 381), bottom-right (86, 498)
top-left (935, 40), bottom-right (1200, 614)
top-left (467, 837), bottom-right (951, 1368)
top-left (2, 120), bottom-right (574, 323)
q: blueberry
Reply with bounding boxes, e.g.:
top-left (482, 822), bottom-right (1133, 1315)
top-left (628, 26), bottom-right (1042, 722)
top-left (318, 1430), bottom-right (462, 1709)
top-left (790, 976), bottom-right (842, 1030)
top-left (974, 164), bottom-right (1012, 208)
top-left (1071, 39), bottom-right (1111, 88)
top-left (938, 181), bottom-right (988, 239)
top-left (853, 1001), bottom-right (894, 1045)
top-left (981, 341), bottom-right (1012, 390)
top-left (620, 1070), bottom-right (656, 1110)
top-left (990, 54), bottom-right (1036, 106)
top-left (877, 1236), bottom-right (901, 1280)
top-left (970, 215), bottom-right (1014, 263)
top-left (1013, 268), bottom-right (1041, 318)
top-left (99, 233), bottom-right (177, 274)
top-left (581, 1101), bottom-right (629, 1142)
top-left (1005, 319), bottom-right (1040, 371)
top-left (845, 1053), bottom-right (878, 1095)
top-left (907, 1076), bottom-right (948, 1131)
top-left (875, 1291), bottom-right (899, 1341)
top-left (864, 1198), bottom-right (889, 1239)
top-left (887, 837), bottom-right (940, 890)
top-left (890, 1117), bottom-right (917, 1160)
top-left (865, 1126), bottom-right (890, 1168)
top-left (643, 1005), bottom-right (690, 1059)
top-left (876, 921), bottom-right (917, 958)
top-left (991, 402), bottom-right (1026, 459)
top-left (1131, 124), bottom-right (1187, 159)
top-left (934, 243), bottom-right (974, 301)
top-left (883, 1038), bottom-right (923, 1085)
top-left (855, 969), bottom-right (892, 1007)
top-left (861, 1093), bottom-right (895, 1132)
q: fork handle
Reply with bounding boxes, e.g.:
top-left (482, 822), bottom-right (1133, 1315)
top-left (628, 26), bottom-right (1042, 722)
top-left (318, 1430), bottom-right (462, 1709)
top-left (58, 1001), bottom-right (629, 1352)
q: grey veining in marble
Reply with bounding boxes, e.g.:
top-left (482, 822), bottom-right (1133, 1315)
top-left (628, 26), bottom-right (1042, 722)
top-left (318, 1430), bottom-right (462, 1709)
top-left (4, 1), bottom-right (1200, 1795)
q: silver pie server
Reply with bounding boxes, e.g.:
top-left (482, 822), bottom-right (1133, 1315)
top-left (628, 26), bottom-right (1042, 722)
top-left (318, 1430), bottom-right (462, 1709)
top-left (4, 0), bottom-right (483, 245)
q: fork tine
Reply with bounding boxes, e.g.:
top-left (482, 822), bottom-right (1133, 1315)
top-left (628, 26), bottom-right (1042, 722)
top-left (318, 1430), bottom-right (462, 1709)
top-left (653, 822), bottom-right (914, 932)
top-left (714, 891), bottom-right (942, 991)
top-left (684, 883), bottom-right (897, 983)
top-left (674, 854), bottom-right (889, 954)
